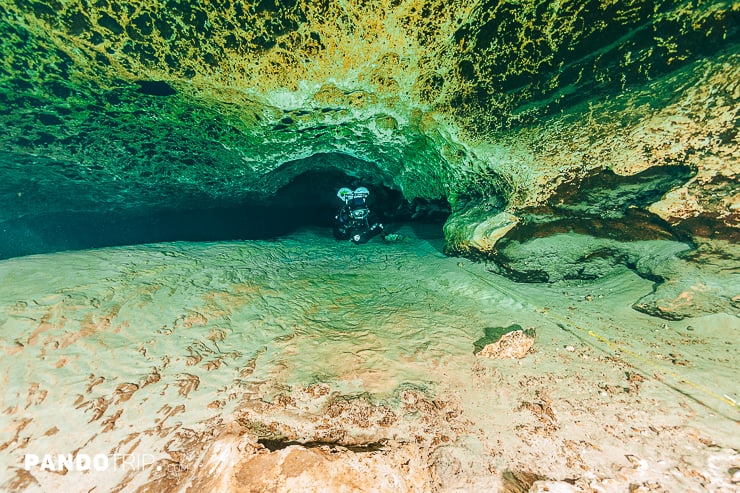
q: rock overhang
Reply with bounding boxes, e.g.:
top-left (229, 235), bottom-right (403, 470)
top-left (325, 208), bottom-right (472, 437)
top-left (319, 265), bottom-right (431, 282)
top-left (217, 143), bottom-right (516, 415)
top-left (0, 0), bottom-right (738, 254)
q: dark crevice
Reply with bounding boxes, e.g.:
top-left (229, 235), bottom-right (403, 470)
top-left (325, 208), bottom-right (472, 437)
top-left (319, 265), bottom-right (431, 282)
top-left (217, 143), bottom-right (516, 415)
top-left (258, 438), bottom-right (387, 453)
top-left (501, 470), bottom-right (577, 492)
top-left (504, 208), bottom-right (692, 244)
top-left (550, 164), bottom-right (695, 215)
top-left (136, 80), bottom-right (177, 96)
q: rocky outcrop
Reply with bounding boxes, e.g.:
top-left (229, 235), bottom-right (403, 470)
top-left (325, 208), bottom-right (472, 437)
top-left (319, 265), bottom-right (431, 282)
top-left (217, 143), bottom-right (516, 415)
top-left (475, 328), bottom-right (535, 359)
top-left (179, 435), bottom-right (435, 493)
top-left (632, 240), bottom-right (740, 320)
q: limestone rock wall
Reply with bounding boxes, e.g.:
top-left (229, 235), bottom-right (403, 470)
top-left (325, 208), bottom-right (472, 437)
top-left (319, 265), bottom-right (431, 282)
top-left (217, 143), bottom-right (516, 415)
top-left (0, 1), bottom-right (737, 244)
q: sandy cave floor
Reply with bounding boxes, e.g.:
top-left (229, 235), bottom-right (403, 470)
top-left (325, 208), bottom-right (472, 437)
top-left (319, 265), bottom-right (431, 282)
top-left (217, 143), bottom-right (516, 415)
top-left (0, 226), bottom-right (738, 492)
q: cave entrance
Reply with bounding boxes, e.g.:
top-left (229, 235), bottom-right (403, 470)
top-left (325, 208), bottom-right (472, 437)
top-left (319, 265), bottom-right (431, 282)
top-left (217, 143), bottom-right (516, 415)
top-left (0, 162), bottom-right (450, 260)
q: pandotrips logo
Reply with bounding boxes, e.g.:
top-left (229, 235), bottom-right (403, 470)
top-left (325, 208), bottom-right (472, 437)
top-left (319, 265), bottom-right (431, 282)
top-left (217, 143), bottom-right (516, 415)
top-left (24, 453), bottom-right (156, 472)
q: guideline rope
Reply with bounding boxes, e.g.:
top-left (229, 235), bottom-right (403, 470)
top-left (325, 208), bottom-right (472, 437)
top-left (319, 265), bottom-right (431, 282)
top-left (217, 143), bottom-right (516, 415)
top-left (457, 261), bottom-right (739, 417)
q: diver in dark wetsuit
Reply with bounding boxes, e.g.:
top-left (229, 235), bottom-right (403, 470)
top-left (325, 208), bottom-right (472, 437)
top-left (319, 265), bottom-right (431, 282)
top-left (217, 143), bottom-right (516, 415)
top-left (333, 187), bottom-right (384, 244)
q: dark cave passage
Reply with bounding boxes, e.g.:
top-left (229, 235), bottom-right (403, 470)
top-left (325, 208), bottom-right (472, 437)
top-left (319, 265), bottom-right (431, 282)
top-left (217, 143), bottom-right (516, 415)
top-left (0, 166), bottom-right (450, 260)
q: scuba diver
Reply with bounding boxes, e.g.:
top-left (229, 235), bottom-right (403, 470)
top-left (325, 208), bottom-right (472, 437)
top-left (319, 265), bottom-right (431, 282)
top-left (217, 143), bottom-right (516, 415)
top-left (333, 186), bottom-right (384, 244)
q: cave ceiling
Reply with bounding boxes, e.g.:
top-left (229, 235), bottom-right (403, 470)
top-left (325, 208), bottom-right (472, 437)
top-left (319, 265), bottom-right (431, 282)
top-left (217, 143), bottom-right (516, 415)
top-left (0, 0), bottom-right (737, 245)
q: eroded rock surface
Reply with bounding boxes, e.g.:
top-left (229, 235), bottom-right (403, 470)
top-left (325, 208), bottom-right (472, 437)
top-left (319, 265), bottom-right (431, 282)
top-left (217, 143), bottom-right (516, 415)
top-left (2, 232), bottom-right (737, 492)
top-left (632, 240), bottom-right (740, 320)
top-left (476, 327), bottom-right (536, 359)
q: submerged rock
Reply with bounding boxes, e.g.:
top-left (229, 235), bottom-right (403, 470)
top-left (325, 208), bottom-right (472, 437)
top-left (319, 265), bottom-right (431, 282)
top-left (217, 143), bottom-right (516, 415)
top-left (444, 209), bottom-right (519, 258)
top-left (476, 328), bottom-right (536, 360)
top-left (487, 233), bottom-right (691, 283)
top-left (189, 439), bottom-right (433, 493)
top-left (632, 240), bottom-right (740, 320)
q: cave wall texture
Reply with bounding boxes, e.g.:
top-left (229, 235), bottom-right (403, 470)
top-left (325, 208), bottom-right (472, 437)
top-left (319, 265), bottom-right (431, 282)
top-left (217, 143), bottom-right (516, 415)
top-left (0, 0), bottom-right (738, 252)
